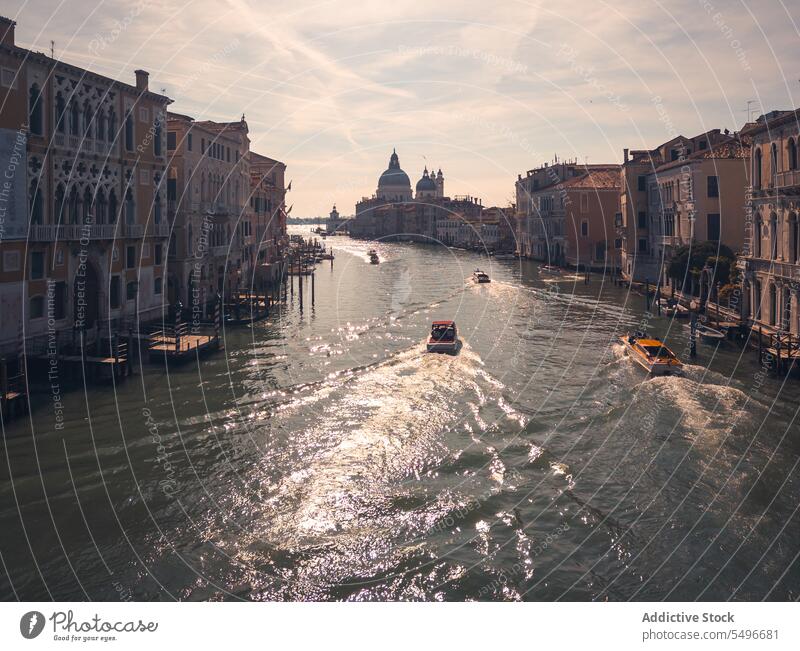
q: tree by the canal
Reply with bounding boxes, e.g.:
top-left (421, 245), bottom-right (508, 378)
top-left (667, 241), bottom-right (735, 294)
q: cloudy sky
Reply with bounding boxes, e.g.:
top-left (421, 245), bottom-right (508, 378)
top-left (7, 0), bottom-right (800, 216)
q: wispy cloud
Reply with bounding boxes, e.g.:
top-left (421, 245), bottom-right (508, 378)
top-left (7, 0), bottom-right (800, 215)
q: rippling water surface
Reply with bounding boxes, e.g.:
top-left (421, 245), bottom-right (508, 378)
top-left (2, 230), bottom-right (799, 601)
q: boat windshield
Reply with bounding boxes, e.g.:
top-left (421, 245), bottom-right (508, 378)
top-left (641, 345), bottom-right (672, 358)
top-left (431, 325), bottom-right (455, 341)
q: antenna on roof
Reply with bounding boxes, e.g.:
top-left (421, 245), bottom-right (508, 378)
top-left (743, 99), bottom-right (756, 122)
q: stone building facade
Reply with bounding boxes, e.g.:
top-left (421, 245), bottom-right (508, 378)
top-left (739, 110), bottom-right (800, 335)
top-left (0, 16), bottom-right (170, 353)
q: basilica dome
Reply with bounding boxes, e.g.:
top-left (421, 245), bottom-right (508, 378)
top-left (376, 149), bottom-right (413, 201)
top-left (416, 168), bottom-right (436, 192)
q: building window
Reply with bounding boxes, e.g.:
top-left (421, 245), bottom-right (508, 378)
top-left (125, 112), bottom-right (134, 151)
top-left (154, 119), bottom-right (162, 156)
top-left (29, 296), bottom-right (45, 319)
top-left (770, 143), bottom-right (778, 185)
top-left (614, 238), bottom-right (622, 249)
top-left (167, 131), bottom-right (176, 151)
top-left (110, 276), bottom-right (120, 309)
top-left (154, 277), bottom-right (163, 295)
top-left (580, 220), bottom-right (588, 237)
top-left (638, 238), bottom-right (648, 253)
top-left (754, 147), bottom-right (762, 189)
top-left (154, 243), bottom-right (162, 265)
top-left (55, 93), bottom-right (66, 134)
top-left (637, 211), bottom-right (647, 229)
top-left (201, 138), bottom-right (205, 154)
top-left (580, 193), bottom-right (589, 213)
top-left (699, 140), bottom-right (707, 150)
top-left (1, 67), bottom-right (18, 88)
top-left (789, 138), bottom-right (798, 171)
top-left (29, 84), bottom-right (43, 135)
top-left (707, 175), bottom-right (719, 198)
top-left (29, 182), bottom-right (43, 224)
top-left (637, 175), bottom-right (646, 192)
top-left (187, 133), bottom-right (193, 151)
top-left (707, 213), bottom-right (720, 241)
top-left (126, 245), bottom-right (135, 269)
top-left (139, 107), bottom-right (149, 123)
top-left (126, 281), bottom-right (138, 301)
top-left (3, 250), bottom-right (20, 272)
top-left (53, 281), bottom-right (66, 320)
top-left (30, 251), bottom-right (44, 279)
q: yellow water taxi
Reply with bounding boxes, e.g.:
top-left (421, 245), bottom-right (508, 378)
top-left (620, 331), bottom-right (683, 376)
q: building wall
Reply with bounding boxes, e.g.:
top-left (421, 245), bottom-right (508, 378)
top-left (0, 22), bottom-right (170, 352)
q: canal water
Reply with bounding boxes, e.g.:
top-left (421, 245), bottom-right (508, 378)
top-left (2, 229), bottom-right (798, 601)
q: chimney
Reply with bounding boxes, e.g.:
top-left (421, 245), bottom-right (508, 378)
top-left (134, 69), bottom-right (149, 92)
top-left (623, 148), bottom-right (629, 163)
top-left (0, 16), bottom-right (16, 46)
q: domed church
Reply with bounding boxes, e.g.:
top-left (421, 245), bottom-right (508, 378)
top-left (375, 149), bottom-right (444, 201)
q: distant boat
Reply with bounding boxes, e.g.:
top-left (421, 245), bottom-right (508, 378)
top-left (494, 253), bottom-right (517, 260)
top-left (369, 251), bottom-right (380, 264)
top-left (539, 264), bottom-right (561, 275)
top-left (472, 269), bottom-right (490, 283)
top-left (620, 331), bottom-right (683, 376)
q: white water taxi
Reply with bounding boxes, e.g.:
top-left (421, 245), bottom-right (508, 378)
top-left (427, 321), bottom-right (460, 353)
top-left (473, 269), bottom-right (490, 283)
top-left (620, 331), bottom-right (683, 376)
top-left (539, 264), bottom-right (562, 275)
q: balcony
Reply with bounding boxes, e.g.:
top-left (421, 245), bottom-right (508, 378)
top-left (151, 223), bottom-right (171, 237)
top-left (28, 223), bottom-right (119, 241)
top-left (742, 256), bottom-right (800, 280)
top-left (661, 235), bottom-right (682, 247)
top-left (123, 222), bottom-right (145, 238)
top-left (776, 170), bottom-right (800, 190)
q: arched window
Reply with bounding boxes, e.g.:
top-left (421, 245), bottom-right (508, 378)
top-left (107, 109), bottom-right (116, 142)
top-left (754, 147), bottom-right (762, 189)
top-left (754, 214), bottom-right (762, 257)
top-left (96, 188), bottom-right (107, 224)
top-left (769, 284), bottom-right (777, 325)
top-left (83, 186), bottom-right (93, 223)
top-left (29, 84), bottom-right (43, 135)
top-left (789, 138), bottom-right (798, 171)
top-left (97, 108), bottom-right (106, 142)
top-left (125, 188), bottom-right (135, 224)
top-left (754, 280), bottom-right (762, 320)
top-left (770, 212), bottom-right (778, 259)
top-left (55, 184), bottom-right (66, 223)
top-left (794, 212), bottom-right (800, 263)
top-left (55, 93), bottom-right (66, 134)
top-left (29, 181), bottom-right (43, 224)
top-left (108, 190), bottom-right (118, 223)
top-left (70, 101), bottom-right (80, 135)
top-left (153, 193), bottom-right (162, 224)
top-left (83, 101), bottom-right (92, 138)
top-left (154, 118), bottom-right (162, 156)
top-left (68, 186), bottom-right (80, 224)
top-left (125, 111), bottom-right (134, 151)
top-left (770, 143), bottom-right (778, 185)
